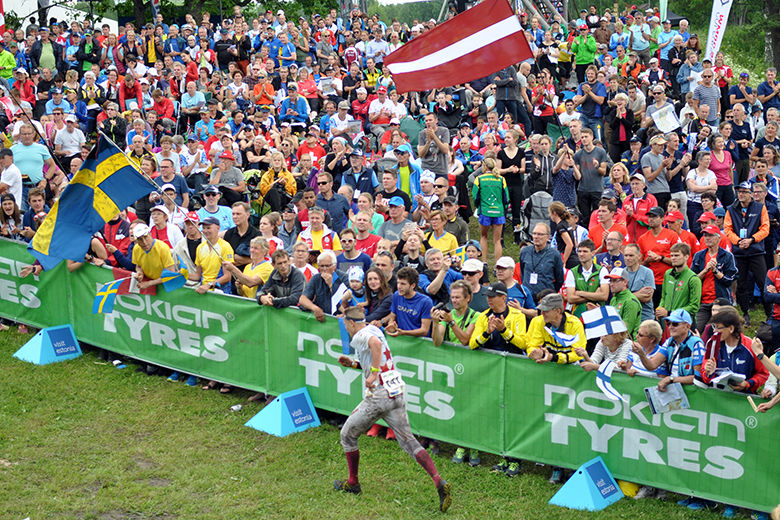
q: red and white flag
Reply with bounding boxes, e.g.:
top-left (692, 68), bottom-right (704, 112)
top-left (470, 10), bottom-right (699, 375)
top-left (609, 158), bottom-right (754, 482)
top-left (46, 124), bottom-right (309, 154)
top-left (384, 0), bottom-right (533, 93)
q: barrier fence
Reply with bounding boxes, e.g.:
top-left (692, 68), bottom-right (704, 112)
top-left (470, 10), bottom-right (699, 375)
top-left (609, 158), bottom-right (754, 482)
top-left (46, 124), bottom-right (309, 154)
top-left (0, 238), bottom-right (776, 512)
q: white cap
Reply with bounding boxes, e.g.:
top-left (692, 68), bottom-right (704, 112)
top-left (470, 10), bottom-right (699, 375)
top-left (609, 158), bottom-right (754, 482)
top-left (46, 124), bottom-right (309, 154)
top-left (496, 256), bottom-right (515, 269)
top-left (132, 223), bottom-right (151, 239)
top-left (151, 205), bottom-right (170, 216)
top-left (160, 183), bottom-right (176, 192)
top-left (462, 258), bottom-right (483, 272)
top-left (420, 169), bottom-right (435, 183)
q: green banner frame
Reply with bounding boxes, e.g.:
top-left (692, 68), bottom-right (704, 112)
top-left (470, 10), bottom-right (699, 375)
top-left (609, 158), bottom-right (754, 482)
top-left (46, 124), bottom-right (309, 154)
top-left (1, 238), bottom-right (776, 512)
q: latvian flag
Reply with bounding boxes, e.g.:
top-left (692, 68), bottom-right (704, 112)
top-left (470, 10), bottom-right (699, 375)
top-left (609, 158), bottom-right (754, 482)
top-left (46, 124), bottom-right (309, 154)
top-left (384, 0), bottom-right (534, 93)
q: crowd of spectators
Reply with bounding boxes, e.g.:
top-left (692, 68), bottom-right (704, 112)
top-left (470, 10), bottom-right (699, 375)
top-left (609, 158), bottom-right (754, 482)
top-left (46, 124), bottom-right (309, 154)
top-left (1, 3), bottom-right (780, 516)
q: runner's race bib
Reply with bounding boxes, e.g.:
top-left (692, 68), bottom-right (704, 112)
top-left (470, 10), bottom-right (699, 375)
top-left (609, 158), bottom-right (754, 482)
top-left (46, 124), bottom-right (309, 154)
top-left (381, 369), bottom-right (405, 398)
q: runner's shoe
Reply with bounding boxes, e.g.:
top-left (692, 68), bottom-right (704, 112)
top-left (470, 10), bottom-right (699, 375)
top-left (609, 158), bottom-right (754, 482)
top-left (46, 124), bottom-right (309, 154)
top-left (548, 468), bottom-right (563, 484)
top-left (333, 479), bottom-right (361, 495)
top-left (437, 480), bottom-right (452, 512)
top-left (167, 372), bottom-right (180, 382)
top-left (491, 459), bottom-right (508, 473)
top-left (366, 424), bottom-right (382, 437)
top-left (185, 375), bottom-right (198, 387)
top-left (505, 462), bottom-right (521, 477)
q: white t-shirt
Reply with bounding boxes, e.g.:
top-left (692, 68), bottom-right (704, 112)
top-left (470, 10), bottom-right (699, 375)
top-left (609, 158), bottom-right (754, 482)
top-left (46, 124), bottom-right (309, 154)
top-left (53, 128), bottom-right (86, 156)
top-left (1, 163), bottom-right (22, 204)
top-left (685, 169), bottom-right (717, 203)
top-left (180, 147), bottom-right (209, 175)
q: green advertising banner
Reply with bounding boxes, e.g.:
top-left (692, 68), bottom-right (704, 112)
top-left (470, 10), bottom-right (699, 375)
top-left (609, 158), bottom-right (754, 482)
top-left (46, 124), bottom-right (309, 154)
top-left (0, 238), bottom-right (777, 512)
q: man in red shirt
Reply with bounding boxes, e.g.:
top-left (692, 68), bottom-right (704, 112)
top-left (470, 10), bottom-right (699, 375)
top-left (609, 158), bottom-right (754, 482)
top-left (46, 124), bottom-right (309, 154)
top-left (665, 210), bottom-right (699, 264)
top-left (297, 129), bottom-right (327, 165)
top-left (623, 173), bottom-right (657, 242)
top-left (691, 225), bottom-right (738, 332)
top-left (590, 199), bottom-right (629, 253)
top-left (354, 210), bottom-right (381, 257)
top-left (588, 188), bottom-right (627, 229)
top-left (696, 211), bottom-right (732, 251)
top-left (637, 206), bottom-right (679, 307)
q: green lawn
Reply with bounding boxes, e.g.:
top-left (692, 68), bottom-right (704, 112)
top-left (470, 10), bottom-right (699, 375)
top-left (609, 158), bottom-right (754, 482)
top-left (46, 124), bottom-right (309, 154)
top-left (0, 327), bottom-right (736, 520)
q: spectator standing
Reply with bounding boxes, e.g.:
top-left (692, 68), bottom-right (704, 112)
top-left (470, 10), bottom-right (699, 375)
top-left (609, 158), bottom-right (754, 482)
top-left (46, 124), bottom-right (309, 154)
top-left (518, 223), bottom-right (564, 299)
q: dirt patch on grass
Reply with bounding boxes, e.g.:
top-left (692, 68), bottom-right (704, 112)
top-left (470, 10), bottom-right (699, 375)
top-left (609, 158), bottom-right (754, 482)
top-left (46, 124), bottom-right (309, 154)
top-left (139, 477), bottom-right (171, 487)
top-left (98, 511), bottom-right (177, 519)
top-left (131, 456), bottom-right (158, 470)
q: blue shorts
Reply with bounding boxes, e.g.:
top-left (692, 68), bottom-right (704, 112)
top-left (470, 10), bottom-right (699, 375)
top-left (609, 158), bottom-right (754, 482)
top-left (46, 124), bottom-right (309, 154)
top-left (478, 215), bottom-right (506, 226)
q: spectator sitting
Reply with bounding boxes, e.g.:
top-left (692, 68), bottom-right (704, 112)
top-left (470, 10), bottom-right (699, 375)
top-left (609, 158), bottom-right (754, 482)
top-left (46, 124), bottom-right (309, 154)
top-left (576, 327), bottom-right (632, 371)
top-left (386, 266), bottom-right (433, 338)
top-left (299, 250), bottom-right (348, 322)
top-left (188, 216), bottom-right (234, 295)
top-left (620, 320), bottom-right (667, 377)
top-left (258, 248), bottom-right (306, 308)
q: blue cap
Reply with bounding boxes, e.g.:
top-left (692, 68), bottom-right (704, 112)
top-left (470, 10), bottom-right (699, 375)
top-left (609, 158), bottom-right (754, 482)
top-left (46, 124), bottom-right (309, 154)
top-left (388, 196), bottom-right (404, 207)
top-left (736, 181), bottom-right (752, 191)
top-left (349, 148), bottom-right (363, 157)
top-left (713, 207), bottom-right (726, 217)
top-left (665, 309), bottom-right (692, 325)
top-left (394, 143), bottom-right (413, 155)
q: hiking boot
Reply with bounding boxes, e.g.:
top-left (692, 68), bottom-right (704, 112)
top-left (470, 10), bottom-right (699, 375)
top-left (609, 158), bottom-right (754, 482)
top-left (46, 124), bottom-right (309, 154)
top-left (333, 479), bottom-right (361, 495)
top-left (468, 449), bottom-right (481, 467)
top-left (491, 459), bottom-right (508, 473)
top-left (505, 461), bottom-right (521, 477)
top-left (167, 371), bottom-right (180, 382)
top-left (437, 480), bottom-right (452, 512)
top-left (451, 448), bottom-right (466, 464)
top-left (548, 468), bottom-right (563, 484)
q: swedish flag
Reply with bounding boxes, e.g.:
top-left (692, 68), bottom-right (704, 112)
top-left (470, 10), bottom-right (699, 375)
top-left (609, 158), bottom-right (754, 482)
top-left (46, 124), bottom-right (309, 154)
top-left (92, 278), bottom-right (124, 314)
top-left (30, 136), bottom-right (156, 269)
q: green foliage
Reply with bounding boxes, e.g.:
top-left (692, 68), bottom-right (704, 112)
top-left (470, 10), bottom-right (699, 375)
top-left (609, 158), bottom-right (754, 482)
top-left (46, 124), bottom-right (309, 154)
top-left (366, 0), bottom-right (443, 25)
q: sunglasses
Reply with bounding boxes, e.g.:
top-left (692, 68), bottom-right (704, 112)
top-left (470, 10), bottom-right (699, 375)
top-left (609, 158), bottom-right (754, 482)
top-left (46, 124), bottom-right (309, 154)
top-left (435, 184), bottom-right (448, 188)
top-left (205, 193), bottom-right (219, 197)
top-left (317, 181), bottom-right (329, 186)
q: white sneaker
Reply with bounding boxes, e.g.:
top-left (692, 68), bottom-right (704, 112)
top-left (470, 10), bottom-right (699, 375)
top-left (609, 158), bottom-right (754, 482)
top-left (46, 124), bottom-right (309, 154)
top-left (633, 486), bottom-right (656, 499)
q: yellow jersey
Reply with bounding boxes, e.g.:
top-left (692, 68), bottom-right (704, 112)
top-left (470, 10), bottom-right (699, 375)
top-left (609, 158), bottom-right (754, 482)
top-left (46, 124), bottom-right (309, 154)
top-left (132, 239), bottom-right (174, 280)
top-left (195, 238), bottom-right (234, 284)
top-left (240, 260), bottom-right (274, 299)
top-left (525, 313), bottom-right (586, 364)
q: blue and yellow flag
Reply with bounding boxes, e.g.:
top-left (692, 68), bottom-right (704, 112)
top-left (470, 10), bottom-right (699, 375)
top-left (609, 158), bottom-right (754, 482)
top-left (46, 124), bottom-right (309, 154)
top-left (447, 245), bottom-right (467, 264)
top-left (92, 278), bottom-right (125, 314)
top-left (30, 136), bottom-right (156, 269)
top-left (160, 269), bottom-right (186, 293)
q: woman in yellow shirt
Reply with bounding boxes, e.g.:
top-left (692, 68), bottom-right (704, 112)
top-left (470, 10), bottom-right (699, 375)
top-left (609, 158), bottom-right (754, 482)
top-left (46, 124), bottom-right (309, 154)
top-left (425, 210), bottom-right (459, 254)
top-left (258, 151), bottom-right (297, 211)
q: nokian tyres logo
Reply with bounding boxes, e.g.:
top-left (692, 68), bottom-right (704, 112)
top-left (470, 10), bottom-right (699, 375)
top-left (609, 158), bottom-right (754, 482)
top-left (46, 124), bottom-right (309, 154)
top-left (543, 384), bottom-right (745, 480)
top-left (296, 331), bottom-right (456, 420)
top-left (102, 294), bottom-right (230, 362)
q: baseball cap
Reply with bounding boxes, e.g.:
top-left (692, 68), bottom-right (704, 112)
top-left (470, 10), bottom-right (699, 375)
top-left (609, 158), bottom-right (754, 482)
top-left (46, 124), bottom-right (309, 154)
top-left (160, 183), bottom-right (176, 192)
top-left (338, 100), bottom-right (350, 110)
top-left (287, 83), bottom-right (298, 90)
top-left (394, 143), bottom-right (413, 155)
top-left (442, 195), bottom-right (457, 205)
top-left (665, 309), bottom-right (692, 325)
top-left (65, 114), bottom-right (77, 122)
top-left (132, 223), bottom-right (151, 239)
top-left (355, 87), bottom-right (367, 95)
top-left (664, 210), bottom-right (684, 222)
top-left (647, 206), bottom-right (665, 218)
top-left (203, 185), bottom-right (220, 195)
top-left (736, 181), bottom-right (752, 191)
top-left (283, 203), bottom-right (296, 213)
top-left (579, 24), bottom-right (589, 30)
top-left (713, 207), bottom-right (727, 217)
top-left (51, 87), bottom-right (63, 94)
top-left (349, 148), bottom-right (364, 157)
top-left (218, 151), bottom-right (235, 161)
top-left (485, 282), bottom-right (508, 297)
top-left (377, 85), bottom-right (388, 94)
top-left (200, 216), bottom-right (220, 227)
top-left (459, 121), bottom-right (471, 128)
top-left (495, 256), bottom-right (515, 269)
top-left (663, 19), bottom-right (672, 24)
top-left (629, 135), bottom-right (642, 143)
top-left (605, 267), bottom-right (629, 280)
top-left (649, 57), bottom-right (658, 64)
top-left (629, 172), bottom-right (646, 183)
top-left (697, 211), bottom-right (717, 222)
top-left (601, 188), bottom-right (617, 200)
top-left (390, 117), bottom-right (400, 125)
top-left (462, 258), bottom-right (483, 273)
top-left (388, 196), bottom-right (404, 207)
top-left (650, 134), bottom-right (667, 145)
top-left (185, 211), bottom-right (200, 223)
top-left (702, 225), bottom-right (722, 235)
top-left (151, 205), bottom-right (170, 216)
top-left (537, 293), bottom-right (564, 311)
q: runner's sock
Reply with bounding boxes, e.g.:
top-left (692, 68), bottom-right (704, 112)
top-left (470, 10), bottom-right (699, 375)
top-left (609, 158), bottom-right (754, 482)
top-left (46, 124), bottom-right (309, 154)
top-left (346, 449), bottom-right (360, 485)
top-left (415, 450), bottom-right (441, 487)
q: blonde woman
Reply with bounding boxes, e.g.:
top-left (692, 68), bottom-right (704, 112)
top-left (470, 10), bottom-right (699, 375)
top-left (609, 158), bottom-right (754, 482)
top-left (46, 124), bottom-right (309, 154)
top-left (259, 151), bottom-right (297, 211)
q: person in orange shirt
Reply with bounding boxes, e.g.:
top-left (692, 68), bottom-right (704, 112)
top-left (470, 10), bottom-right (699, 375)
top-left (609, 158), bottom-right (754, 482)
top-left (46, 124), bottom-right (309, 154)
top-left (590, 199), bottom-right (629, 253)
top-left (252, 72), bottom-right (275, 107)
top-left (587, 188), bottom-right (627, 229)
top-left (665, 210), bottom-right (698, 265)
top-left (695, 210), bottom-right (732, 252)
top-left (623, 173), bottom-right (658, 243)
top-left (637, 206), bottom-right (679, 308)
top-left (724, 181), bottom-right (771, 324)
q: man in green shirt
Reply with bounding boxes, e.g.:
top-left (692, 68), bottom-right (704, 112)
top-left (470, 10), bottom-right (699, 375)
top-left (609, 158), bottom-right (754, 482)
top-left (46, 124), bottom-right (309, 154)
top-left (656, 243), bottom-right (702, 320)
top-left (605, 267), bottom-right (642, 338)
top-left (565, 239), bottom-right (609, 318)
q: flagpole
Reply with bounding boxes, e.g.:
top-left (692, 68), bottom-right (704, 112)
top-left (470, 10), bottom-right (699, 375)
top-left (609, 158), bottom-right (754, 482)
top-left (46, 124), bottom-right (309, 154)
top-left (96, 129), bottom-right (220, 256)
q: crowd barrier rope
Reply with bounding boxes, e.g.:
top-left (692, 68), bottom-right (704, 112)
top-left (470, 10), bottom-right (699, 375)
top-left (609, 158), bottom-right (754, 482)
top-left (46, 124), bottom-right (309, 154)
top-left (0, 238), bottom-right (776, 512)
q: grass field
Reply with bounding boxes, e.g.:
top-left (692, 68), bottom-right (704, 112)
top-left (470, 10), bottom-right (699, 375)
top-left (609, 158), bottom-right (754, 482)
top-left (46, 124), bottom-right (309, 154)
top-left (0, 326), bottom-right (739, 520)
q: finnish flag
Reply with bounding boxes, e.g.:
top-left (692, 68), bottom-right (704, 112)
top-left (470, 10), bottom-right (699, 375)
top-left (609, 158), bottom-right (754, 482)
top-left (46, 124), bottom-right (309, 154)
top-left (582, 306), bottom-right (627, 340)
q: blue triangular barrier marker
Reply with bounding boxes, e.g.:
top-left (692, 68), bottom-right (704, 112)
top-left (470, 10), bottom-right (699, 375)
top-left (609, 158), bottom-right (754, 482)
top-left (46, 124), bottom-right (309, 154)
top-left (245, 387), bottom-right (321, 437)
top-left (12, 325), bottom-right (82, 365)
top-left (549, 456), bottom-right (624, 511)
